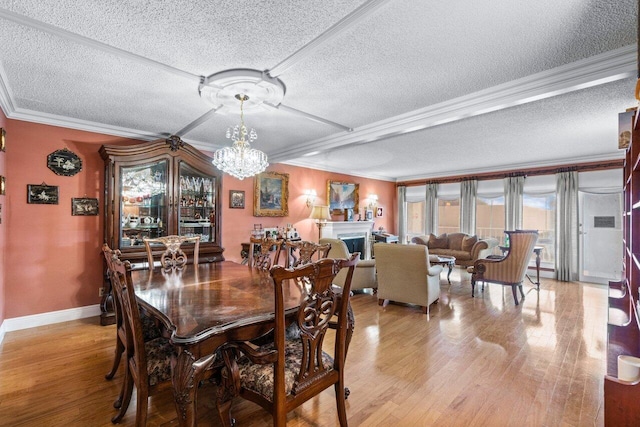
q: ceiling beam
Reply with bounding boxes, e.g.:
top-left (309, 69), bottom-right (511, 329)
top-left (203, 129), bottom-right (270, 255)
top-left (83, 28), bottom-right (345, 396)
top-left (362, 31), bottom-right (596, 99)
top-left (267, 0), bottom-right (393, 77)
top-left (269, 44), bottom-right (637, 163)
top-left (0, 8), bottom-right (199, 82)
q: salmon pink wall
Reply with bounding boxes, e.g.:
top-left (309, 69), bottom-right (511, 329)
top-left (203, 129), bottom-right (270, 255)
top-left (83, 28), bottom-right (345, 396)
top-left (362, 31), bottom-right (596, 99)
top-left (5, 120), bottom-right (137, 319)
top-left (219, 163), bottom-right (396, 263)
top-left (2, 119), bottom-right (396, 320)
top-left (0, 110), bottom-right (6, 324)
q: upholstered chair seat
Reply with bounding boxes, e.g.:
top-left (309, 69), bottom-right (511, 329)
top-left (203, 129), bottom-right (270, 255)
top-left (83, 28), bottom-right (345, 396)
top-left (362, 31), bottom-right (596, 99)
top-left (237, 340), bottom-right (334, 400)
top-left (144, 336), bottom-right (175, 387)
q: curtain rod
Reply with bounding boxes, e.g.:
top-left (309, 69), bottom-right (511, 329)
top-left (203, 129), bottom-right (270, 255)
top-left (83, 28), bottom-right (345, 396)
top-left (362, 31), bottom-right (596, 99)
top-left (397, 159), bottom-right (622, 187)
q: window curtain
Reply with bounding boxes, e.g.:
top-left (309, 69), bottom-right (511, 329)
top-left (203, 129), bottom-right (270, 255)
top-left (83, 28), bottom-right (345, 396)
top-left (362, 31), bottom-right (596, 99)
top-left (460, 179), bottom-right (477, 234)
top-left (424, 183), bottom-right (438, 235)
top-left (398, 185), bottom-right (407, 244)
top-left (556, 170), bottom-right (579, 281)
top-left (504, 175), bottom-right (525, 231)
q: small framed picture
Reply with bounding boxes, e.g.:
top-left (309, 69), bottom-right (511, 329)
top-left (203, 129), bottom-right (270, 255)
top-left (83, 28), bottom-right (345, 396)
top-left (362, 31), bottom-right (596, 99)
top-left (229, 190), bottom-right (245, 209)
top-left (0, 176), bottom-right (5, 195)
top-left (376, 207), bottom-right (383, 218)
top-left (365, 209), bottom-right (373, 221)
top-left (71, 197), bottom-right (99, 216)
top-left (344, 208), bottom-right (354, 221)
top-left (0, 128), bottom-right (5, 152)
top-left (27, 183), bottom-right (59, 204)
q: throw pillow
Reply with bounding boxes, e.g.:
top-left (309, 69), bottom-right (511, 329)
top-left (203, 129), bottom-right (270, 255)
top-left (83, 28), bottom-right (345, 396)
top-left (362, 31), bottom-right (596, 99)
top-left (429, 234), bottom-right (448, 249)
top-left (462, 235), bottom-right (478, 252)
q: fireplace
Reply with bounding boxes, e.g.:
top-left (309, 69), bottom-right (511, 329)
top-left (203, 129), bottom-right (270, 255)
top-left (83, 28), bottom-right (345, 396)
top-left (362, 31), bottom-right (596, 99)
top-left (319, 221), bottom-right (374, 260)
top-left (338, 234), bottom-right (366, 260)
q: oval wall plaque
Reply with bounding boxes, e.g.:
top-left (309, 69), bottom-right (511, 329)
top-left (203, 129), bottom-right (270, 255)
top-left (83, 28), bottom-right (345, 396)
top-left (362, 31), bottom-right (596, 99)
top-left (47, 148), bottom-right (82, 176)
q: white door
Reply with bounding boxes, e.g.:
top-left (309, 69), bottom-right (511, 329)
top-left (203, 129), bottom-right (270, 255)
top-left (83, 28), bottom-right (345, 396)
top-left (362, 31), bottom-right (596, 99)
top-left (579, 192), bottom-right (623, 284)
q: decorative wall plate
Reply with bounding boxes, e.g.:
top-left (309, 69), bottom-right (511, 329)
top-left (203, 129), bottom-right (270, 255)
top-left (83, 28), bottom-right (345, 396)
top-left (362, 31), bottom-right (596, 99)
top-left (47, 148), bottom-right (82, 176)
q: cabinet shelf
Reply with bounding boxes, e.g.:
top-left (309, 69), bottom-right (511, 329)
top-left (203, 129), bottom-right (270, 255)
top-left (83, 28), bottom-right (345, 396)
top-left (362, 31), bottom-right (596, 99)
top-left (605, 109), bottom-right (640, 425)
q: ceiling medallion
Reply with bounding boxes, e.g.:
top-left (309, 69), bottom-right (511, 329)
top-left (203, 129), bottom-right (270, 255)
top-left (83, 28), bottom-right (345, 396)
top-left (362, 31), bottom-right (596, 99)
top-left (198, 68), bottom-right (286, 111)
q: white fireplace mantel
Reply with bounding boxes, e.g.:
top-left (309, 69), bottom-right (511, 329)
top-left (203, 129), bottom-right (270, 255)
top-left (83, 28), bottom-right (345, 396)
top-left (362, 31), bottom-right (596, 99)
top-left (320, 221), bottom-right (375, 259)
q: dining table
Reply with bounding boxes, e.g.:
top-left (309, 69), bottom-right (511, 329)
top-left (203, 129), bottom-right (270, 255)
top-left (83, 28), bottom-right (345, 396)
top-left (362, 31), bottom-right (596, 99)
top-left (130, 260), bottom-right (354, 427)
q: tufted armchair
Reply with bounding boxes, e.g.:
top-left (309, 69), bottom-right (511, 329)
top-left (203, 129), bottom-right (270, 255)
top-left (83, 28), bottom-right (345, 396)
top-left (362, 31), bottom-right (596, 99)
top-left (469, 230), bottom-right (539, 305)
top-left (374, 243), bottom-right (443, 315)
top-left (320, 238), bottom-right (377, 292)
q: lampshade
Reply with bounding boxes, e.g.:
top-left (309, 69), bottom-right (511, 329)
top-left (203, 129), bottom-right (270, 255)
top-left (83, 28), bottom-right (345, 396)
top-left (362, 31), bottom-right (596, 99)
top-left (309, 205), bottom-right (331, 221)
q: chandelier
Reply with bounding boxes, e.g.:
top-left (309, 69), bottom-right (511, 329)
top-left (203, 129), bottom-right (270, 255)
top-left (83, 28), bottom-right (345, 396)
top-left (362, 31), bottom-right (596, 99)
top-left (212, 94), bottom-right (268, 180)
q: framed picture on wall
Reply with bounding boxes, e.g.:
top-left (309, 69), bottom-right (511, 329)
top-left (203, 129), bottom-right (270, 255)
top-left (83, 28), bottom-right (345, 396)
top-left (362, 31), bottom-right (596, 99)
top-left (229, 190), bottom-right (245, 209)
top-left (0, 127), bottom-right (5, 152)
top-left (327, 180), bottom-right (359, 214)
top-left (71, 197), bottom-right (99, 216)
top-left (27, 183), bottom-right (59, 204)
top-left (376, 207), bottom-right (383, 218)
top-left (254, 171), bottom-right (289, 217)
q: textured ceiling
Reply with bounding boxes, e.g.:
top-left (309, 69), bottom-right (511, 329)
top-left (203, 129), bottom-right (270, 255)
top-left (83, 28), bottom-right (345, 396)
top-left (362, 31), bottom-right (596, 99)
top-left (0, 0), bottom-right (637, 181)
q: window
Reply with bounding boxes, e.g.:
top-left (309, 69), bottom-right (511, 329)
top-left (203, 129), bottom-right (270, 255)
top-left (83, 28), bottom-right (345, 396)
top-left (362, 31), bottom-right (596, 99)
top-left (438, 198), bottom-right (459, 235)
top-left (522, 193), bottom-right (555, 265)
top-left (476, 196), bottom-right (505, 241)
top-left (407, 201), bottom-right (425, 240)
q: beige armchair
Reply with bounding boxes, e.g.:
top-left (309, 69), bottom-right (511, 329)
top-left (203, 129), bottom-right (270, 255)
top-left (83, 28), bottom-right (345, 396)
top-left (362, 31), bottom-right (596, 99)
top-left (374, 243), bottom-right (443, 315)
top-left (320, 238), bottom-right (377, 292)
top-left (469, 230), bottom-right (539, 305)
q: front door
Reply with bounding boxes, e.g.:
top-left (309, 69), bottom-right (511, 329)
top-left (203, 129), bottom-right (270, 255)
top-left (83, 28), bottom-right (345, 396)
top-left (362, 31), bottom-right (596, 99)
top-left (578, 192), bottom-right (623, 284)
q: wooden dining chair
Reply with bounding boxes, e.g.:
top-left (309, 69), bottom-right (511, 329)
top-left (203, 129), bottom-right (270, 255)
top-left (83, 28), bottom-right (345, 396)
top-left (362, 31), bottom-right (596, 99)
top-left (102, 244), bottom-right (161, 386)
top-left (248, 236), bottom-right (284, 270)
top-left (217, 253), bottom-right (359, 427)
top-left (283, 240), bottom-right (331, 267)
top-left (108, 255), bottom-right (175, 425)
top-left (143, 235), bottom-right (200, 270)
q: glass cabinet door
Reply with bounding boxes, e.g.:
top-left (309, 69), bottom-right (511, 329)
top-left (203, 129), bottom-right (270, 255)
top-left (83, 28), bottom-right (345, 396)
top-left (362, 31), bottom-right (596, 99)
top-left (178, 162), bottom-right (216, 243)
top-left (119, 160), bottom-right (169, 248)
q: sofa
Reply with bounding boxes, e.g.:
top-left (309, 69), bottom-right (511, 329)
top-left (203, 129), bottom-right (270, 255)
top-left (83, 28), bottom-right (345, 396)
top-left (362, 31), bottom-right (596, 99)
top-left (411, 233), bottom-right (498, 268)
top-left (319, 238), bottom-right (377, 292)
top-left (374, 243), bottom-right (442, 315)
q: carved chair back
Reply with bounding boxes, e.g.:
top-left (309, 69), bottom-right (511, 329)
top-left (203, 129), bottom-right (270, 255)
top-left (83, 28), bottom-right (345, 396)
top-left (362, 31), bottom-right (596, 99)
top-left (284, 240), bottom-right (331, 267)
top-left (143, 235), bottom-right (200, 270)
top-left (108, 256), bottom-right (174, 425)
top-left (248, 236), bottom-right (284, 270)
top-left (218, 253), bottom-right (359, 426)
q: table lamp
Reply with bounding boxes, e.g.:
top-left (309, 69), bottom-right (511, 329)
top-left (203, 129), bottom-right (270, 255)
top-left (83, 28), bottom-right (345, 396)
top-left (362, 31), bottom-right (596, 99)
top-left (309, 205), bottom-right (331, 239)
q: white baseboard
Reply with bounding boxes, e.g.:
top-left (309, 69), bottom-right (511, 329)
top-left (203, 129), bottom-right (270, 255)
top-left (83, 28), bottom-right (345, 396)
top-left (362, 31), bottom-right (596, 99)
top-left (2, 304), bottom-right (102, 338)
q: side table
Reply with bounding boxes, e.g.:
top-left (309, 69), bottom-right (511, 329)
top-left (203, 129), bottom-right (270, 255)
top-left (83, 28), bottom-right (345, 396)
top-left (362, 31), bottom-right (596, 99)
top-left (429, 255), bottom-right (456, 284)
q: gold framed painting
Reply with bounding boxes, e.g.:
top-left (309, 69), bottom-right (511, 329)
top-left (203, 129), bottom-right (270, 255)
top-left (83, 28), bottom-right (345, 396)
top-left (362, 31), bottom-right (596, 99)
top-left (327, 180), bottom-right (359, 214)
top-left (0, 128), bottom-right (5, 152)
top-left (254, 171), bottom-right (289, 217)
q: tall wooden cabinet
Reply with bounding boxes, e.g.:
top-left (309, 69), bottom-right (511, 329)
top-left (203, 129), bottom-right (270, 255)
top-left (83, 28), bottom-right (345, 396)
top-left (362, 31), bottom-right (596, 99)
top-left (99, 139), bottom-right (224, 324)
top-left (100, 139), bottom-right (225, 262)
top-left (605, 109), bottom-right (640, 425)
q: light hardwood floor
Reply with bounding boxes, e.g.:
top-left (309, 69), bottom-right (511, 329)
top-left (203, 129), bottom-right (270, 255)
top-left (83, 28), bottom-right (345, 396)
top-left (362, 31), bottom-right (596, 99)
top-left (0, 269), bottom-right (608, 426)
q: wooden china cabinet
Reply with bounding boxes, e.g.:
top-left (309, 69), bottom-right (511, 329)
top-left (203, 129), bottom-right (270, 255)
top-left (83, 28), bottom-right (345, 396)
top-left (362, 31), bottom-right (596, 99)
top-left (98, 138), bottom-right (224, 324)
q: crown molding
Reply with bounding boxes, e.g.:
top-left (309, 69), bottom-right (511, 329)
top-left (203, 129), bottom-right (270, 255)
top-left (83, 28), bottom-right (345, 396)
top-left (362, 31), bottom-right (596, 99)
top-left (269, 44), bottom-right (637, 163)
top-left (7, 106), bottom-right (164, 141)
